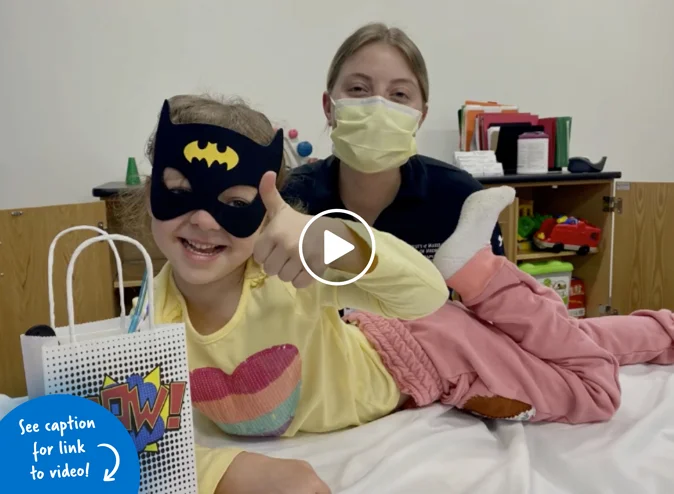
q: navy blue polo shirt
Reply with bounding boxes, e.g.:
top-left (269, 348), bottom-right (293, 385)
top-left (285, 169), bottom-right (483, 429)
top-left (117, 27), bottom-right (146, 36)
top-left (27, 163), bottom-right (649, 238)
top-left (282, 155), bottom-right (505, 260)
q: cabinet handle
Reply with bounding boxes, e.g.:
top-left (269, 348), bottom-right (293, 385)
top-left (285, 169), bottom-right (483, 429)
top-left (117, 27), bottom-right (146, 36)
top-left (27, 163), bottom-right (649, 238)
top-left (10, 211), bottom-right (23, 217)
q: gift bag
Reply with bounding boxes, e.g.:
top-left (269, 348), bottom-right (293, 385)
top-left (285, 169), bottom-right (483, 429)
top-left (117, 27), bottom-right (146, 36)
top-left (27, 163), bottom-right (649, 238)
top-left (20, 227), bottom-right (198, 494)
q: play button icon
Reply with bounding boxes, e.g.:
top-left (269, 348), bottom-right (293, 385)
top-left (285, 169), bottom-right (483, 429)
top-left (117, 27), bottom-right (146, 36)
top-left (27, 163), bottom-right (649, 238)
top-left (323, 229), bottom-right (355, 265)
top-left (299, 208), bottom-right (377, 286)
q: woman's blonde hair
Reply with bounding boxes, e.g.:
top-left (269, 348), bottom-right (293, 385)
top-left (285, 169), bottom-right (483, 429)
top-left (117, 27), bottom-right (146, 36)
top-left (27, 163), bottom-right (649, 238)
top-left (326, 22), bottom-right (429, 103)
top-left (116, 94), bottom-right (290, 237)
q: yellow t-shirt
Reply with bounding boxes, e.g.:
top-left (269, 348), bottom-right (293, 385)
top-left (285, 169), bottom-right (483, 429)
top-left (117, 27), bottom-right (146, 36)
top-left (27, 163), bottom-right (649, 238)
top-left (151, 220), bottom-right (449, 494)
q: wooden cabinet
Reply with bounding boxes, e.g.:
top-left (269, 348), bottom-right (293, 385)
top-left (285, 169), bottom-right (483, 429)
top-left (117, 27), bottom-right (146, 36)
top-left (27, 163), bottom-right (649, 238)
top-left (0, 202), bottom-right (116, 397)
top-left (481, 173), bottom-right (674, 317)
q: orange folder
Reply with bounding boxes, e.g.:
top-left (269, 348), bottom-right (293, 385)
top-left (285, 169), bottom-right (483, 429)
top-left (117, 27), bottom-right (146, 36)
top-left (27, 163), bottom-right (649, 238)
top-left (461, 101), bottom-right (518, 151)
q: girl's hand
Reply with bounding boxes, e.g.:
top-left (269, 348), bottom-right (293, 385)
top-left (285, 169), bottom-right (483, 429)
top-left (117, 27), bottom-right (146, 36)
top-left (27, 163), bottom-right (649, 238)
top-left (254, 172), bottom-right (373, 288)
top-left (253, 172), bottom-right (320, 288)
top-left (218, 452), bottom-right (331, 494)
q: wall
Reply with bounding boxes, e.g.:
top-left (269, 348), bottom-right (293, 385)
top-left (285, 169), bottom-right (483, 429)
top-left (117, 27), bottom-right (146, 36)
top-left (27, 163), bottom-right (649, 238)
top-left (1, 0), bottom-right (673, 210)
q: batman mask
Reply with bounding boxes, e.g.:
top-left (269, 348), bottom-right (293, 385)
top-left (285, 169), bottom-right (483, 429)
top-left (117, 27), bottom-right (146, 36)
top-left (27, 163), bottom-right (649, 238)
top-left (150, 99), bottom-right (284, 238)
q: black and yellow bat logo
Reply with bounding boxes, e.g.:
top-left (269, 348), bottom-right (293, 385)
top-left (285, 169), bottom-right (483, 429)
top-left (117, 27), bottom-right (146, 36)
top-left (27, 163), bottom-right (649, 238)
top-left (183, 141), bottom-right (239, 169)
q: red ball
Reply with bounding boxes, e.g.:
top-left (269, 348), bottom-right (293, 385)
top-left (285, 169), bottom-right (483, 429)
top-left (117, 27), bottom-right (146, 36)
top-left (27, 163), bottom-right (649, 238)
top-left (288, 129), bottom-right (298, 139)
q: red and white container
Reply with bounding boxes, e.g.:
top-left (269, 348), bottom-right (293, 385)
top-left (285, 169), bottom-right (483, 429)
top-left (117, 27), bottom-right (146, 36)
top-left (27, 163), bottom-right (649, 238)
top-left (568, 278), bottom-right (586, 319)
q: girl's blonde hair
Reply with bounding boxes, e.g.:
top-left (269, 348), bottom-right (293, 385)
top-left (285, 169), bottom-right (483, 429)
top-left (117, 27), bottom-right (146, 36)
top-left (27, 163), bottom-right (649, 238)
top-left (116, 94), bottom-right (290, 237)
top-left (326, 22), bottom-right (430, 103)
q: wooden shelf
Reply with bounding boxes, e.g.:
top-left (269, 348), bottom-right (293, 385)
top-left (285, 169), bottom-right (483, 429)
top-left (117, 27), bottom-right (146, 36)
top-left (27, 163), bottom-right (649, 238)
top-left (115, 279), bottom-right (143, 289)
top-left (517, 251), bottom-right (582, 262)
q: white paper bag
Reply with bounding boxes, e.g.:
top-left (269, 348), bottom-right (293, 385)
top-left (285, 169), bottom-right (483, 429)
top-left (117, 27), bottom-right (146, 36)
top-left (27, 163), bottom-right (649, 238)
top-left (20, 227), bottom-right (198, 494)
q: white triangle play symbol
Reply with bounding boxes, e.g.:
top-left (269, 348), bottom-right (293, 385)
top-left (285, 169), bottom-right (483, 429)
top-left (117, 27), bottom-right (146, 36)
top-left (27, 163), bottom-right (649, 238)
top-left (323, 230), bottom-right (355, 265)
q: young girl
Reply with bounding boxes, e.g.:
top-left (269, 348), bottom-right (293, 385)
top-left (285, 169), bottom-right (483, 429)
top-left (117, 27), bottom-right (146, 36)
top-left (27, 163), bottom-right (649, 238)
top-left (129, 95), bottom-right (674, 494)
top-left (126, 94), bottom-right (450, 494)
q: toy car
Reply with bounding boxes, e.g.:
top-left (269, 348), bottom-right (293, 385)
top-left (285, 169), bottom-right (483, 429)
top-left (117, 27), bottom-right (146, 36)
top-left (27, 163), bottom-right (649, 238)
top-left (533, 216), bottom-right (601, 255)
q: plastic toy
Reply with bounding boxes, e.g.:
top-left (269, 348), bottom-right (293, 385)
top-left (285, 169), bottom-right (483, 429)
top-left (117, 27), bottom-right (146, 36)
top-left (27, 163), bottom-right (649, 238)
top-left (533, 216), bottom-right (601, 255)
top-left (518, 213), bottom-right (552, 241)
top-left (518, 216), bottom-right (536, 241)
top-left (517, 200), bottom-right (552, 253)
top-left (125, 157), bottom-right (140, 185)
top-left (519, 199), bottom-right (534, 218)
top-left (518, 240), bottom-right (533, 253)
top-left (281, 128), bottom-right (315, 168)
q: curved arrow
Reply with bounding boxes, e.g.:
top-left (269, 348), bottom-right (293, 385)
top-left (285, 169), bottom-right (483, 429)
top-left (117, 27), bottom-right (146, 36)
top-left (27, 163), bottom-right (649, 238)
top-left (97, 443), bottom-right (120, 482)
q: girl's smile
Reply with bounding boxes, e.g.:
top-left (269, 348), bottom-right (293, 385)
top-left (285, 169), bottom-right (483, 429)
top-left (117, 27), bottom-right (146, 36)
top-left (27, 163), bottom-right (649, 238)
top-left (179, 236), bottom-right (228, 263)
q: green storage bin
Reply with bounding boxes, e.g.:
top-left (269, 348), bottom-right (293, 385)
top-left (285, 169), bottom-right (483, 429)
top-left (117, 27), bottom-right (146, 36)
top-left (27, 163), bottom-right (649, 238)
top-left (519, 260), bottom-right (574, 307)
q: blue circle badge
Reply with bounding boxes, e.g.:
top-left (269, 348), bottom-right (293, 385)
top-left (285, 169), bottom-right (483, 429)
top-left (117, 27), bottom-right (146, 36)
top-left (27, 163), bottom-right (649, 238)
top-left (0, 394), bottom-right (140, 493)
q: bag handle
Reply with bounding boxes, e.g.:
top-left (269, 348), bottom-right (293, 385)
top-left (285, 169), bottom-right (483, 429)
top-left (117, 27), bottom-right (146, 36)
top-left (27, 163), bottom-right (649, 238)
top-left (65, 233), bottom-right (155, 339)
top-left (48, 226), bottom-right (126, 329)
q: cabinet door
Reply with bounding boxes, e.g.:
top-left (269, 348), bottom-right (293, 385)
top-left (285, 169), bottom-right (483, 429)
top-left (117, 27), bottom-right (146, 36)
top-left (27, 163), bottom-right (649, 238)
top-left (0, 202), bottom-right (116, 397)
top-left (612, 182), bottom-right (674, 313)
top-left (497, 196), bottom-right (519, 263)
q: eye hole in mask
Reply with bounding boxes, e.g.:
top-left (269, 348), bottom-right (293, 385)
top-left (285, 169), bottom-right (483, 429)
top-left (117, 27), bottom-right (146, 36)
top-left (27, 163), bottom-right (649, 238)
top-left (163, 168), bottom-right (256, 210)
top-left (163, 168), bottom-right (191, 195)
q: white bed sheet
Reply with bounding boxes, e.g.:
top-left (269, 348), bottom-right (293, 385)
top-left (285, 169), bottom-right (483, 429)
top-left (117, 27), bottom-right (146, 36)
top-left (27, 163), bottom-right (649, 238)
top-left (2, 365), bottom-right (673, 493)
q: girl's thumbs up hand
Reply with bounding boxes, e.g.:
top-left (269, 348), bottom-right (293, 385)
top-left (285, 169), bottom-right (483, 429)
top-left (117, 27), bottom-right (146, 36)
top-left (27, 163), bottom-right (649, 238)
top-left (254, 172), bottom-right (372, 288)
top-left (253, 171), bottom-right (322, 289)
top-left (258, 170), bottom-right (288, 219)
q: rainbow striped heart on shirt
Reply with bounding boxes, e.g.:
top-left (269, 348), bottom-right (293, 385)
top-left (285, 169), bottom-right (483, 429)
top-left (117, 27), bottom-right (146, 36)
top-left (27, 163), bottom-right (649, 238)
top-left (190, 344), bottom-right (301, 437)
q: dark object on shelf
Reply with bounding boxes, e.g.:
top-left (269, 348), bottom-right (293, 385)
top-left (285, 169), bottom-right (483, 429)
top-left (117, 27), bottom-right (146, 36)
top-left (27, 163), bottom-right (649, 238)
top-left (495, 123), bottom-right (545, 174)
top-left (25, 324), bottom-right (56, 337)
top-left (568, 156), bottom-right (607, 173)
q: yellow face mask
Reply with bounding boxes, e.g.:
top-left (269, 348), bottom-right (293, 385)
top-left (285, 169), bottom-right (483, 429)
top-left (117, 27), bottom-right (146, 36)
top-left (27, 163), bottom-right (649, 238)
top-left (330, 96), bottom-right (422, 174)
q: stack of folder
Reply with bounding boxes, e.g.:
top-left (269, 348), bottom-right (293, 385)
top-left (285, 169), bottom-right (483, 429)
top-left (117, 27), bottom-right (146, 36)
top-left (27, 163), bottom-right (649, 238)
top-left (457, 100), bottom-right (572, 174)
top-left (454, 151), bottom-right (504, 177)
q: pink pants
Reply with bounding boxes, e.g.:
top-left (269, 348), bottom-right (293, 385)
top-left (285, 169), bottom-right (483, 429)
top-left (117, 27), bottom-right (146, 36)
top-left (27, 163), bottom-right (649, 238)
top-left (348, 248), bottom-right (674, 424)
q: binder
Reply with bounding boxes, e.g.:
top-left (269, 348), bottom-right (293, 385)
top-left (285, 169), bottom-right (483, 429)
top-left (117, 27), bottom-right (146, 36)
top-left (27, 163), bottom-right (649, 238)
top-left (555, 117), bottom-right (572, 168)
top-left (480, 113), bottom-right (539, 151)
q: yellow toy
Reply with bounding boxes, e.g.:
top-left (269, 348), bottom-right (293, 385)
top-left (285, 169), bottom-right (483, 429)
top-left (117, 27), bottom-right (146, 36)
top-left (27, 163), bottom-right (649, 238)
top-left (518, 200), bottom-right (535, 252)
top-left (519, 200), bottom-right (534, 218)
